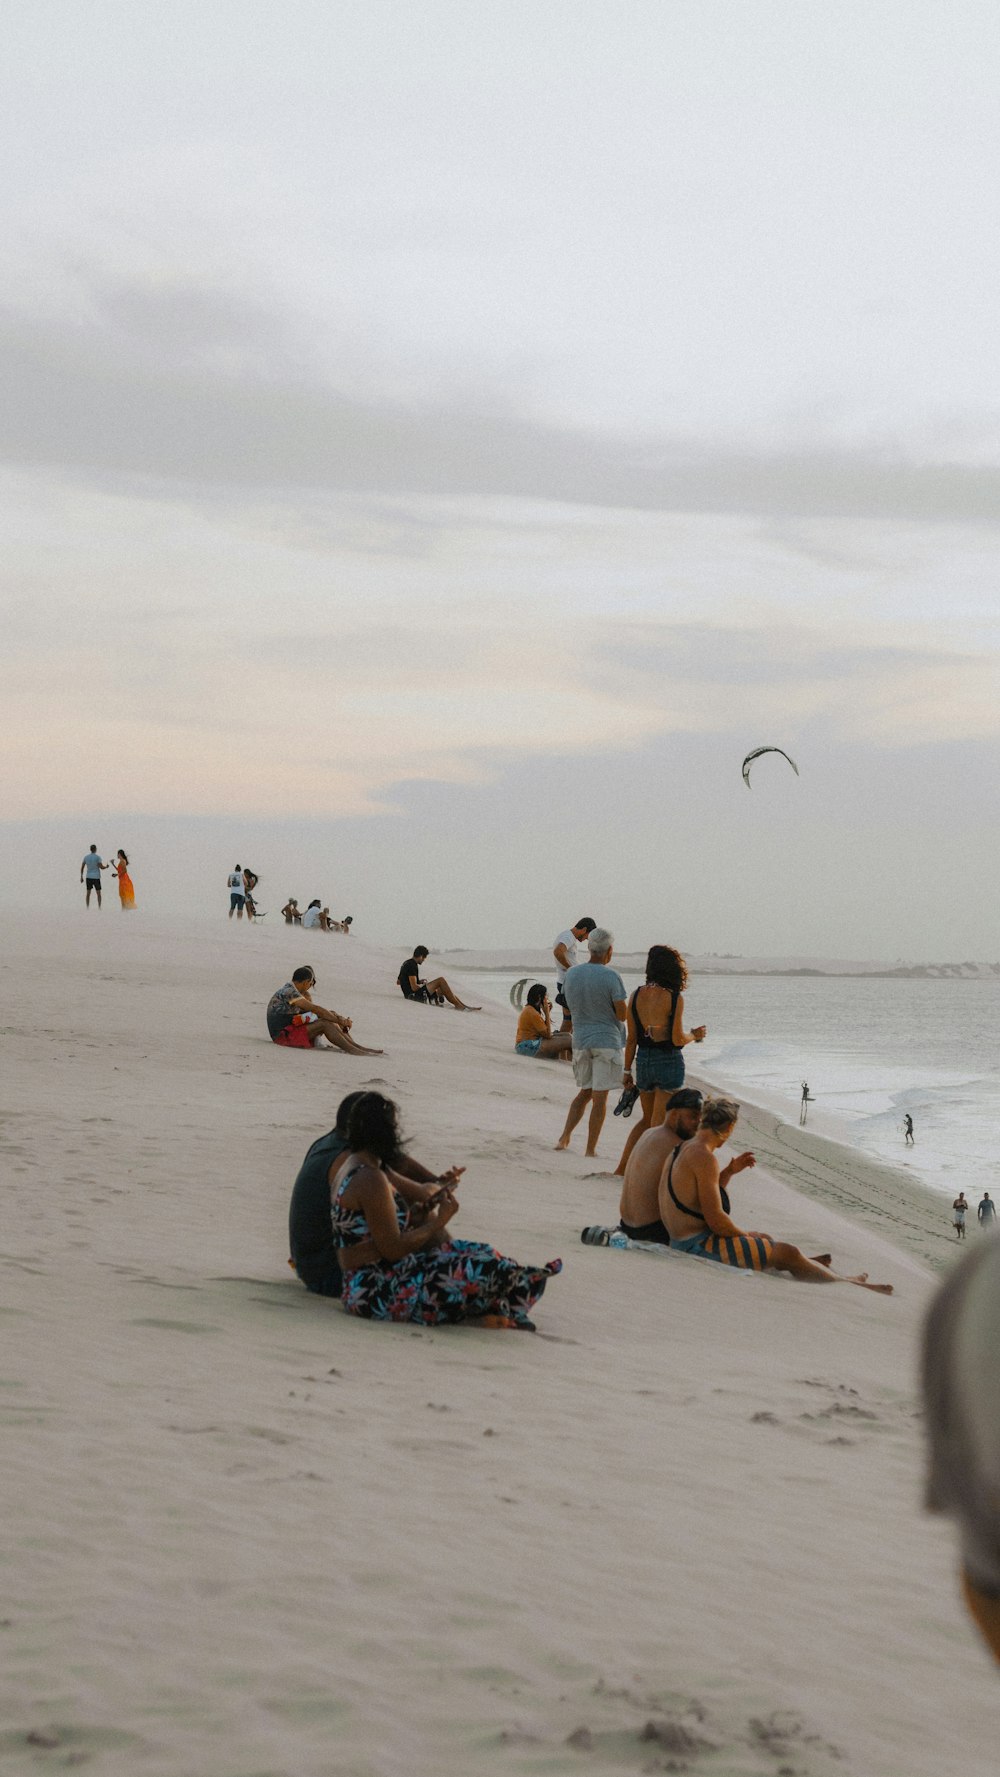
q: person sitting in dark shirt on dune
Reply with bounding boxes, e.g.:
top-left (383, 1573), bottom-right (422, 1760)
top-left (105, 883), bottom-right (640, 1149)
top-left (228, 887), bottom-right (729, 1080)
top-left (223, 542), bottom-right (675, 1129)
top-left (397, 947), bottom-right (480, 1010)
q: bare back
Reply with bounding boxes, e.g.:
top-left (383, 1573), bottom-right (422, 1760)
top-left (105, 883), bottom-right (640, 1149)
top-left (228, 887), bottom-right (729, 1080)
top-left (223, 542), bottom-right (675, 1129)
top-left (659, 1137), bottom-right (722, 1240)
top-left (619, 1122), bottom-right (683, 1227)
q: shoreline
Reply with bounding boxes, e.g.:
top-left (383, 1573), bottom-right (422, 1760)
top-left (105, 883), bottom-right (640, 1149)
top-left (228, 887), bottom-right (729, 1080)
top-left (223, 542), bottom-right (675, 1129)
top-left (686, 1067), bottom-right (957, 1277)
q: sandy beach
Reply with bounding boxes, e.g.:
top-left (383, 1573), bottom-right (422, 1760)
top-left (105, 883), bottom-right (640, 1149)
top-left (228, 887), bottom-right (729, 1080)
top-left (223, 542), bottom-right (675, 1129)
top-left (3, 910), bottom-right (999, 1776)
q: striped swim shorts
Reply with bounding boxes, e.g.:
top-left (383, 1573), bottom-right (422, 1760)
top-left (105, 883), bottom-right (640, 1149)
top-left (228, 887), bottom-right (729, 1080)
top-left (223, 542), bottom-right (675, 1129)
top-left (672, 1230), bottom-right (773, 1271)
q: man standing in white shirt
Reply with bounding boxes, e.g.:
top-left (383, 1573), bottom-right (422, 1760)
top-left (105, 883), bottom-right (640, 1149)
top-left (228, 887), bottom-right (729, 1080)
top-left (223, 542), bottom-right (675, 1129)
top-left (552, 917), bottom-right (597, 1031)
top-left (228, 866), bottom-right (247, 922)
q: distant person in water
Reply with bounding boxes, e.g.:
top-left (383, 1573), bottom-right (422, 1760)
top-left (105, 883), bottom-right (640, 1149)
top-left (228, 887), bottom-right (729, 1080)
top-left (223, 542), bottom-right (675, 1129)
top-left (302, 900), bottom-right (323, 929)
top-left (979, 1194), bottom-right (997, 1229)
top-left (552, 917), bottom-right (597, 1031)
top-left (923, 1236), bottom-right (1000, 1664)
top-left (111, 850), bottom-right (135, 910)
top-left (515, 985), bottom-right (573, 1060)
top-left (266, 966), bottom-right (383, 1055)
top-left (81, 844), bottom-right (109, 907)
top-left (228, 866), bottom-right (246, 921)
top-left (661, 1097), bottom-right (893, 1291)
top-left (904, 1114), bottom-right (915, 1146)
top-left (617, 1088), bottom-right (706, 1243)
top-left (397, 948), bottom-right (480, 1009)
top-left (281, 898), bottom-right (302, 924)
top-left (330, 1092), bottom-right (562, 1327)
top-left (288, 1090), bottom-right (462, 1299)
top-left (555, 928), bottom-right (627, 1158)
top-left (954, 1193), bottom-right (968, 1239)
top-left (615, 945), bottom-right (706, 1176)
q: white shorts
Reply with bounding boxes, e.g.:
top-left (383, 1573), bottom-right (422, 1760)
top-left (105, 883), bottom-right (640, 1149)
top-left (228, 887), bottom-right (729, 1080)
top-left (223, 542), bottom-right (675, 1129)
top-left (572, 1046), bottom-right (624, 1092)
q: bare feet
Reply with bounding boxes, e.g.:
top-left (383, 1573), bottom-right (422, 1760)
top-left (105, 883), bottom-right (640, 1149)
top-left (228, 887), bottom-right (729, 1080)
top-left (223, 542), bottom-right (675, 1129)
top-left (584, 1147), bottom-right (600, 1159)
top-left (848, 1273), bottom-right (894, 1294)
top-left (554, 1138), bottom-right (570, 1151)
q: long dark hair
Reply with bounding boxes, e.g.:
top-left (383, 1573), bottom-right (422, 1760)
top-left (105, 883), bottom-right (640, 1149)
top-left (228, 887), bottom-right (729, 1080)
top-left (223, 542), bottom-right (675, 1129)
top-left (344, 1092), bottom-right (403, 1166)
top-left (117, 850), bottom-right (129, 866)
top-left (526, 983), bottom-right (548, 1012)
top-left (645, 945), bottom-right (687, 994)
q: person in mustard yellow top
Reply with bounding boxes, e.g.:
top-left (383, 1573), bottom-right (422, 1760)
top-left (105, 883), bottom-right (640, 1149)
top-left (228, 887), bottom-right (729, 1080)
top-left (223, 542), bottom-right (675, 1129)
top-left (515, 984), bottom-right (573, 1061)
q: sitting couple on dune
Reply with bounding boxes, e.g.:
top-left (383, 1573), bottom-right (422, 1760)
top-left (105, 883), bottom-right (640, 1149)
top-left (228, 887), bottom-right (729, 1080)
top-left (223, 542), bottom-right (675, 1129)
top-left (289, 1091), bottom-right (561, 1328)
top-left (612, 1090), bottom-right (892, 1292)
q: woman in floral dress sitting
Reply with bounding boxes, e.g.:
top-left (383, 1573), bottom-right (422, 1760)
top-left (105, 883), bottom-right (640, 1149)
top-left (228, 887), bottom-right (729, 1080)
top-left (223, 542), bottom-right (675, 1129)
top-left (331, 1093), bottom-right (562, 1329)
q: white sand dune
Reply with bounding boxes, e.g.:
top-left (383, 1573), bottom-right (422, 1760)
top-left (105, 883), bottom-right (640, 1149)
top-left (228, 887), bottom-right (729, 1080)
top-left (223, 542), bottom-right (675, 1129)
top-left (2, 911), bottom-right (998, 1775)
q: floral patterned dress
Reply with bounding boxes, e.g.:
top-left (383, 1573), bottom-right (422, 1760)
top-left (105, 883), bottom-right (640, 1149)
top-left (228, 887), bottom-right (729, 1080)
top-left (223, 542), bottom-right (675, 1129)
top-left (333, 1166), bottom-right (562, 1328)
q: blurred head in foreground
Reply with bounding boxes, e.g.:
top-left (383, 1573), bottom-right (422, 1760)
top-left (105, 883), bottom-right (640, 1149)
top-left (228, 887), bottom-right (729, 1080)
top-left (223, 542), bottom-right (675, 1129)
top-left (922, 1236), bottom-right (1000, 1664)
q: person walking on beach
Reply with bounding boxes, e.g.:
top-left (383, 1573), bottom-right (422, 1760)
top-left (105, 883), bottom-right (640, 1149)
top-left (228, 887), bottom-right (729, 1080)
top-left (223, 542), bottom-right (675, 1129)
top-left (111, 850), bottom-right (135, 910)
top-left (954, 1193), bottom-right (968, 1240)
top-left (799, 1081), bottom-right (814, 1126)
top-left (978, 1193), bottom-right (996, 1230)
top-left (555, 927), bottom-right (627, 1159)
top-left (552, 918), bottom-right (597, 1031)
top-left (904, 1114), bottom-right (915, 1146)
top-left (228, 866), bottom-right (246, 921)
top-left (80, 844), bottom-right (109, 907)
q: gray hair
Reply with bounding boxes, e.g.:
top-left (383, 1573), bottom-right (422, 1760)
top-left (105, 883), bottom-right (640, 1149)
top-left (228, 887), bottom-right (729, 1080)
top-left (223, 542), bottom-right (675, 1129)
top-left (700, 1096), bottom-right (740, 1134)
top-left (587, 926), bottom-right (614, 957)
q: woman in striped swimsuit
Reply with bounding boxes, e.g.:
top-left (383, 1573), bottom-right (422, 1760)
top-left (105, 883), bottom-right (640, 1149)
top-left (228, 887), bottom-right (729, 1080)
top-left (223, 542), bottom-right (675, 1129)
top-left (661, 1097), bottom-right (893, 1292)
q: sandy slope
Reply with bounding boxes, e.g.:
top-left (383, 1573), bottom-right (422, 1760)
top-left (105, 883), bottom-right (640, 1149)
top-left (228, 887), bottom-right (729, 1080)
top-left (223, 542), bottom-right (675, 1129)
top-left (2, 911), bottom-right (998, 1776)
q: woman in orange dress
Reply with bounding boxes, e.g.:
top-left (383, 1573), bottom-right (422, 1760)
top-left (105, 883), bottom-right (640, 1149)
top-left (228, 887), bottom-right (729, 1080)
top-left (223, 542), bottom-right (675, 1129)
top-left (112, 849), bottom-right (135, 909)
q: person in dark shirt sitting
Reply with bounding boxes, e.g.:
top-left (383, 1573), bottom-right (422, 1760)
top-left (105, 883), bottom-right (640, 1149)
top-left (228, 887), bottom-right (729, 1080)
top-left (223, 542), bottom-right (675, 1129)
top-left (396, 947), bottom-right (480, 1010)
top-left (288, 1091), bottom-right (465, 1297)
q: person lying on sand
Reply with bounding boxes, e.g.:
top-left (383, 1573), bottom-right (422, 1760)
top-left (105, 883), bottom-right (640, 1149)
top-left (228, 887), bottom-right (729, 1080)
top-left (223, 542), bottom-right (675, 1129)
top-left (266, 967), bottom-right (383, 1055)
top-left (331, 1092), bottom-right (561, 1328)
top-left (660, 1097), bottom-right (893, 1292)
top-left (617, 1088), bottom-right (706, 1242)
top-left (515, 984), bottom-right (573, 1060)
top-left (288, 1090), bottom-right (461, 1298)
top-left (923, 1236), bottom-right (1000, 1665)
top-left (397, 947), bottom-right (480, 1010)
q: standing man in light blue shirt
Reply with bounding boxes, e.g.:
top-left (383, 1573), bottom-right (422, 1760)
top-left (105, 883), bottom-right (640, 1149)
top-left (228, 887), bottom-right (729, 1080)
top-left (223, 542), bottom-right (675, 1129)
top-left (80, 844), bottom-right (109, 908)
top-left (555, 927), bottom-right (627, 1159)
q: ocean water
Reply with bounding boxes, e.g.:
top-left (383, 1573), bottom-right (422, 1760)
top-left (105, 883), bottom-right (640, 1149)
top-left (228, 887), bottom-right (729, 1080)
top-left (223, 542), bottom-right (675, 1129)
top-left (468, 969), bottom-right (1000, 1206)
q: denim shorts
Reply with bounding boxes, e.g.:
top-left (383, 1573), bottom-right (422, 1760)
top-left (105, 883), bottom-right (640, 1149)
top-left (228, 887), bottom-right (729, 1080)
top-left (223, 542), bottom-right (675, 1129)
top-left (635, 1049), bottom-right (685, 1093)
top-left (515, 1038), bottom-right (542, 1056)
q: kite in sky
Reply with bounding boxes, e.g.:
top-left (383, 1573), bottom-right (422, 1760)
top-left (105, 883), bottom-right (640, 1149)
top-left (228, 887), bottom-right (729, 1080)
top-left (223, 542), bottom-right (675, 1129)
top-left (742, 746), bottom-right (800, 788)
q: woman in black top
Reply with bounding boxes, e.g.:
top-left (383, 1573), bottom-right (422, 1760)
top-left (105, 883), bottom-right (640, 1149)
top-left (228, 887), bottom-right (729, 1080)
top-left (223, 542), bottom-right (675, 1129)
top-left (614, 945), bottom-right (706, 1177)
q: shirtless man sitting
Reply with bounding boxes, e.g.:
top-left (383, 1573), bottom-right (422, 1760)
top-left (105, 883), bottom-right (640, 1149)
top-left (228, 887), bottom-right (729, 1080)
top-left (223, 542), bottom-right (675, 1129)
top-left (617, 1088), bottom-right (706, 1242)
top-left (660, 1096), bottom-right (892, 1292)
top-left (266, 967), bottom-right (383, 1055)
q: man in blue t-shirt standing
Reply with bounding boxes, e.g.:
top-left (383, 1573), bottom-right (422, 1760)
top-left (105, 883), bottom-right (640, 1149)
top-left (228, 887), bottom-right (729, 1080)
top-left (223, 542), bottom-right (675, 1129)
top-left (555, 927), bottom-right (627, 1159)
top-left (80, 844), bottom-right (109, 908)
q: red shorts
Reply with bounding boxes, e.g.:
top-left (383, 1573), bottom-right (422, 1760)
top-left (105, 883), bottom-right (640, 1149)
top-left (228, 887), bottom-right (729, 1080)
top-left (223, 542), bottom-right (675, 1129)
top-left (274, 1023), bottom-right (315, 1049)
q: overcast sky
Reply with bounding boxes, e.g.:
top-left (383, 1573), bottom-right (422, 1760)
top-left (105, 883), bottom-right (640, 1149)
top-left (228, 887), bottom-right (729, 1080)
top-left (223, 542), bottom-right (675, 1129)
top-left (2, 1), bottom-right (998, 956)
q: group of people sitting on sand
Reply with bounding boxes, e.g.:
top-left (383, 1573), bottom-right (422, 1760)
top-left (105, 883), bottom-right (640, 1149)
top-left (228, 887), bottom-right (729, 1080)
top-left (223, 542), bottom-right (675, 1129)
top-left (281, 898), bottom-right (353, 933)
top-left (610, 1087), bottom-right (891, 1291)
top-left (288, 1090), bottom-right (561, 1327)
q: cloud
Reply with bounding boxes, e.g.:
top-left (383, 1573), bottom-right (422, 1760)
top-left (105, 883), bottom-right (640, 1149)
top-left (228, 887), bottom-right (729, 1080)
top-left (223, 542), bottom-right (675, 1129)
top-left (2, 278), bottom-right (1000, 521)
